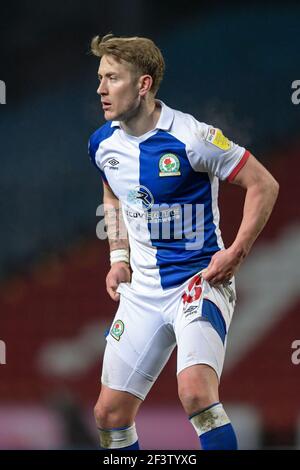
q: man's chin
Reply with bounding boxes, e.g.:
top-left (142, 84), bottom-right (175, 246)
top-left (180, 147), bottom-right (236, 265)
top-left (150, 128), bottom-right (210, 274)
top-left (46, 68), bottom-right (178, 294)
top-left (103, 110), bottom-right (112, 120)
top-left (103, 109), bottom-right (120, 121)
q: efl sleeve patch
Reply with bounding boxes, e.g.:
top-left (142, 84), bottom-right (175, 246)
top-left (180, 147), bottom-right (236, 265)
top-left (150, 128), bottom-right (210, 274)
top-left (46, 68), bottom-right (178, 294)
top-left (205, 127), bottom-right (231, 151)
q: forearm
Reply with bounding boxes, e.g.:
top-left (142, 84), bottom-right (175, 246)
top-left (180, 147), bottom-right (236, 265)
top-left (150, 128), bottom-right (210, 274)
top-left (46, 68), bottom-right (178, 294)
top-left (104, 198), bottom-right (129, 252)
top-left (230, 179), bottom-right (279, 259)
top-left (201, 153), bottom-right (278, 284)
top-left (103, 193), bottom-right (131, 301)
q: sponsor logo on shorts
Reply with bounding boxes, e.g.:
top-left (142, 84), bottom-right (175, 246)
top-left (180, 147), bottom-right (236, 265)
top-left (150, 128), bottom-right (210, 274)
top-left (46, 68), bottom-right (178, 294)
top-left (182, 274), bottom-right (202, 305)
top-left (182, 274), bottom-right (203, 318)
top-left (183, 305), bottom-right (199, 317)
top-left (110, 320), bottom-right (125, 341)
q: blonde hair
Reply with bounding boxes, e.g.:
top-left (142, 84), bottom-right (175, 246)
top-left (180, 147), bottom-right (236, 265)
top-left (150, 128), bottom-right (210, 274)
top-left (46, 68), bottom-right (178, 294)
top-left (90, 33), bottom-right (165, 95)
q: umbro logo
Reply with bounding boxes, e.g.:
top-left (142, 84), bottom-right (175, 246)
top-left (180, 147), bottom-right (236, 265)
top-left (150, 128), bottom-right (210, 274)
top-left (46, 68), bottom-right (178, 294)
top-left (108, 158), bottom-right (119, 167)
top-left (104, 158), bottom-right (119, 171)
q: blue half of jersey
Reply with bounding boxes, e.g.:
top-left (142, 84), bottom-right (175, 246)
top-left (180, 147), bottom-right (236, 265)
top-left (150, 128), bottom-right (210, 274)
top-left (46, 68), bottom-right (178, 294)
top-left (139, 130), bottom-right (220, 289)
top-left (89, 122), bottom-right (117, 183)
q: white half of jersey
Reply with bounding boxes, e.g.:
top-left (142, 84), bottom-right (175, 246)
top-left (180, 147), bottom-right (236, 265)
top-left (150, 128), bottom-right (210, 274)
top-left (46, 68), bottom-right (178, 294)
top-left (89, 100), bottom-right (249, 292)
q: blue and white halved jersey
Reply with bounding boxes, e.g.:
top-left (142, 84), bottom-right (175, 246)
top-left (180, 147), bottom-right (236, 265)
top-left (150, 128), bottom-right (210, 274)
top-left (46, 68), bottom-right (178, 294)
top-left (89, 101), bottom-right (249, 292)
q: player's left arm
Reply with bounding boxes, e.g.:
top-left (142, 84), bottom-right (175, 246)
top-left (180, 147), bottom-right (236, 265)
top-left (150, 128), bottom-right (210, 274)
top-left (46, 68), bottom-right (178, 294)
top-left (202, 153), bottom-right (279, 285)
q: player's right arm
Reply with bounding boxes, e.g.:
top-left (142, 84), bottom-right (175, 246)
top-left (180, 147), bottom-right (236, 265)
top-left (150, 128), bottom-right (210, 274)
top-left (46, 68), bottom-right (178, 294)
top-left (103, 182), bottom-right (131, 302)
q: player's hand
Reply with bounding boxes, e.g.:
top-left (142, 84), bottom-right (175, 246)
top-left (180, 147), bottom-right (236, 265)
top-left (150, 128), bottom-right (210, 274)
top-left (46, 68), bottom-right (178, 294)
top-left (106, 262), bottom-right (131, 302)
top-left (201, 247), bottom-right (244, 286)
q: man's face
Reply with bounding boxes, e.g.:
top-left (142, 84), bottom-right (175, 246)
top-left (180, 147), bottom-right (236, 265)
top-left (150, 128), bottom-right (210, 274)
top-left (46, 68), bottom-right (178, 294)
top-left (97, 54), bottom-right (141, 121)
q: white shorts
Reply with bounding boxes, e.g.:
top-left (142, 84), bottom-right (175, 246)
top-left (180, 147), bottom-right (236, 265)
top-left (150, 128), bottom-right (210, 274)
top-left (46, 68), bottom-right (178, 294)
top-left (101, 272), bottom-right (236, 400)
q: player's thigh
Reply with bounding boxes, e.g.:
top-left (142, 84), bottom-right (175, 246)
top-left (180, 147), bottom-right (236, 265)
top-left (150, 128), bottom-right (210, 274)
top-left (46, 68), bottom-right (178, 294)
top-left (175, 319), bottom-right (224, 413)
top-left (102, 287), bottom-right (176, 400)
top-left (174, 273), bottom-right (235, 381)
top-left (176, 318), bottom-right (225, 382)
top-left (101, 341), bottom-right (156, 401)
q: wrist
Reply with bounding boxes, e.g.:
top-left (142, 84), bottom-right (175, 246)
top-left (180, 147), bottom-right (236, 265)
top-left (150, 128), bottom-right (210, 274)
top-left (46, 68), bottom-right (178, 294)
top-left (228, 243), bottom-right (249, 261)
top-left (110, 249), bottom-right (129, 266)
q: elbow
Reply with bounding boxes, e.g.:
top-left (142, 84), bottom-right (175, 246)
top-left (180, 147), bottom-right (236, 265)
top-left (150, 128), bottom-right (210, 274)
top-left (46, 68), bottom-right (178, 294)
top-left (255, 174), bottom-right (279, 203)
top-left (271, 177), bottom-right (280, 201)
top-left (263, 175), bottom-right (279, 206)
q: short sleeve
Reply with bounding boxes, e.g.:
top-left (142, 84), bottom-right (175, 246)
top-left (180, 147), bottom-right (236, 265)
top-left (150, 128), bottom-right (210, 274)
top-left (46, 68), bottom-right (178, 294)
top-left (88, 137), bottom-right (109, 185)
top-left (187, 122), bottom-right (250, 181)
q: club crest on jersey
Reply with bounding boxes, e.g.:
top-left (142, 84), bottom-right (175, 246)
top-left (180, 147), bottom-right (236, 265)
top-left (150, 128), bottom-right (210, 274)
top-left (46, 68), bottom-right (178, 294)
top-left (159, 153), bottom-right (181, 176)
top-left (205, 128), bottom-right (231, 151)
top-left (127, 185), bottom-right (154, 210)
top-left (110, 320), bottom-right (124, 341)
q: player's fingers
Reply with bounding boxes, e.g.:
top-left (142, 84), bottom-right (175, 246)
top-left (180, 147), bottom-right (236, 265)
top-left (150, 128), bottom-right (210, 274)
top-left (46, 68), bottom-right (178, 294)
top-left (203, 266), bottom-right (226, 284)
top-left (201, 265), bottom-right (217, 281)
top-left (209, 278), bottom-right (223, 286)
top-left (107, 287), bottom-right (120, 302)
top-left (113, 292), bottom-right (120, 302)
top-left (106, 275), bottom-right (118, 291)
top-left (106, 284), bottom-right (120, 302)
top-left (209, 273), bottom-right (231, 286)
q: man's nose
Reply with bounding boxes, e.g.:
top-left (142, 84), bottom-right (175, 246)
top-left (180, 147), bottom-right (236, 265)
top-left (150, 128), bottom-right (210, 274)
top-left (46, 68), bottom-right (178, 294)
top-left (97, 80), bottom-right (107, 95)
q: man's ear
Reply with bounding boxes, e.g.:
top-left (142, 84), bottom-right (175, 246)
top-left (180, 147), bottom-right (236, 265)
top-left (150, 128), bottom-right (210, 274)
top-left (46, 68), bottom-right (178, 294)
top-left (138, 75), bottom-right (153, 96)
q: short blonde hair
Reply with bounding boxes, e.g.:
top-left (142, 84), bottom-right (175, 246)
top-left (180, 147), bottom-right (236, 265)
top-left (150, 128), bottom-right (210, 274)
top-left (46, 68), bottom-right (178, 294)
top-left (90, 33), bottom-right (165, 95)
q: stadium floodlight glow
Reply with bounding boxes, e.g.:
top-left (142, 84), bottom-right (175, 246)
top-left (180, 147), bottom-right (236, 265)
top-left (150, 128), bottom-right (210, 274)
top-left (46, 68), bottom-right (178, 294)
top-left (0, 80), bottom-right (6, 104)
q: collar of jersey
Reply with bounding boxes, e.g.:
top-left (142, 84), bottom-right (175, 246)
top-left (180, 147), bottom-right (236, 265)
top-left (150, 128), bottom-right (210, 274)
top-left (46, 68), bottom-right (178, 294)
top-left (110, 100), bottom-right (174, 132)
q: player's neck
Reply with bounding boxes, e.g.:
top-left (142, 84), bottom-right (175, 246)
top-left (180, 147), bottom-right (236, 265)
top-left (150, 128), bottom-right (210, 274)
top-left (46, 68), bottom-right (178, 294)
top-left (120, 99), bottom-right (161, 137)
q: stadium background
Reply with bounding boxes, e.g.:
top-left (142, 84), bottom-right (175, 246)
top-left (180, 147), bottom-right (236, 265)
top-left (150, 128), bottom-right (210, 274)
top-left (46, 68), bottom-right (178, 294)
top-left (0, 0), bottom-right (299, 449)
